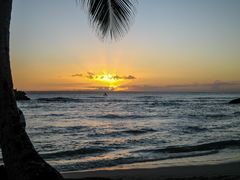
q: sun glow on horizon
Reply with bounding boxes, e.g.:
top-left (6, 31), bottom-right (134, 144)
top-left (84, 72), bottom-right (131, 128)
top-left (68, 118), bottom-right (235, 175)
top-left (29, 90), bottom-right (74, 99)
top-left (93, 73), bottom-right (122, 83)
top-left (91, 72), bottom-right (124, 90)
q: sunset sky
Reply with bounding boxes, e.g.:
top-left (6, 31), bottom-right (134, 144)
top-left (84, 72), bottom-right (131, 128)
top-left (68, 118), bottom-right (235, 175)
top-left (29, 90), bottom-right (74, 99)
top-left (11, 0), bottom-right (240, 92)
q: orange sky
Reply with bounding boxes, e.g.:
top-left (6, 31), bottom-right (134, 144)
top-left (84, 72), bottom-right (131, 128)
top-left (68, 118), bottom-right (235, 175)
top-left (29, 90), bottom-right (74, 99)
top-left (10, 0), bottom-right (240, 92)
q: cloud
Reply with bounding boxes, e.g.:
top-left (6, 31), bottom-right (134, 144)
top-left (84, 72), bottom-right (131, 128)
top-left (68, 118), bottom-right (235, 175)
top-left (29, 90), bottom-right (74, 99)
top-left (86, 72), bottom-right (95, 79)
top-left (110, 75), bottom-right (136, 80)
top-left (161, 80), bottom-right (240, 92)
top-left (210, 80), bottom-right (240, 91)
top-left (72, 73), bottom-right (83, 77)
top-left (122, 75), bottom-right (136, 80)
top-left (72, 72), bottom-right (136, 81)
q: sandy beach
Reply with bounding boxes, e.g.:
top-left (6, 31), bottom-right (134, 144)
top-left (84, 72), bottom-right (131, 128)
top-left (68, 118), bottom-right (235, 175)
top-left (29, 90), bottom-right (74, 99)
top-left (62, 161), bottom-right (240, 180)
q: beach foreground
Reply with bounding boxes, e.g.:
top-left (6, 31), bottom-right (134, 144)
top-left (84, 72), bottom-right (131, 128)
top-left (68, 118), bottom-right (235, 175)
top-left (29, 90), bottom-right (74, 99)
top-left (63, 161), bottom-right (240, 180)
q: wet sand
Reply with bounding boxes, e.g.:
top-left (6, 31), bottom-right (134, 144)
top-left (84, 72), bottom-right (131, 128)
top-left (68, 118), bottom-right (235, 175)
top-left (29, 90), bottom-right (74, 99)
top-left (63, 161), bottom-right (240, 180)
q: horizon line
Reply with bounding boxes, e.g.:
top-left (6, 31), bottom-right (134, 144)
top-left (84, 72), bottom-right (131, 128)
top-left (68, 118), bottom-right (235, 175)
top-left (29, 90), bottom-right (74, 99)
top-left (22, 90), bottom-right (240, 94)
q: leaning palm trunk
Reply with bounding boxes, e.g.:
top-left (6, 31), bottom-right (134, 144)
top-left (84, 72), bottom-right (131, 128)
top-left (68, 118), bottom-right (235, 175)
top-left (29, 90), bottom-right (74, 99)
top-left (0, 0), bottom-right (63, 179)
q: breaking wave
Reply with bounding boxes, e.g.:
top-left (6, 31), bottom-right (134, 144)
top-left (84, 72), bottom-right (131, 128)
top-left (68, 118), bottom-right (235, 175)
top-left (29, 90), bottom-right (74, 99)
top-left (136, 140), bottom-right (240, 154)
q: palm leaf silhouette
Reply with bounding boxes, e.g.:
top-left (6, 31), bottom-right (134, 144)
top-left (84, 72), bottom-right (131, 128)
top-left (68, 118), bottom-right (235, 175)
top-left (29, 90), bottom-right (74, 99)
top-left (81, 0), bottom-right (137, 40)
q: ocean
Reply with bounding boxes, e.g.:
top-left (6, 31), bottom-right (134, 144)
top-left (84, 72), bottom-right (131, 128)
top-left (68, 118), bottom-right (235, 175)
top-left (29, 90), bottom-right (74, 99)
top-left (1, 92), bottom-right (240, 172)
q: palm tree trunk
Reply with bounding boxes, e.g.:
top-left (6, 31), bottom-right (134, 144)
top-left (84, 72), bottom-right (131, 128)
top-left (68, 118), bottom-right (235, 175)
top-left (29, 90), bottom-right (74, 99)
top-left (0, 0), bottom-right (63, 179)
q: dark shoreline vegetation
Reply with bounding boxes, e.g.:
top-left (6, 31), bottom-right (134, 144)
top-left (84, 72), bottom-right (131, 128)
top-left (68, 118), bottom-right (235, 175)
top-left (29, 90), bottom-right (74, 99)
top-left (229, 98), bottom-right (240, 104)
top-left (14, 89), bottom-right (30, 101)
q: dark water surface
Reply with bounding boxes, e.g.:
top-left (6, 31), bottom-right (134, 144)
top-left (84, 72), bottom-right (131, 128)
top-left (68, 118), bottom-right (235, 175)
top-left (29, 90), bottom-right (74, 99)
top-left (1, 92), bottom-right (240, 171)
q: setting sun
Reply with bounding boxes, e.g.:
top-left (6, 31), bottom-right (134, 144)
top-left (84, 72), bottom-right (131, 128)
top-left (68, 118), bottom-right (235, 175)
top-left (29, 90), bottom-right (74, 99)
top-left (91, 73), bottom-right (124, 90)
top-left (93, 73), bottom-right (122, 83)
top-left (69, 71), bottom-right (136, 91)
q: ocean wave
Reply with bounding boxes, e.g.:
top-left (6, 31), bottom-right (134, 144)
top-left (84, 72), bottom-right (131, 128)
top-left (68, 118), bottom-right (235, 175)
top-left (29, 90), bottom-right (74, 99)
top-left (205, 114), bottom-right (229, 119)
top-left (183, 126), bottom-right (208, 133)
top-left (187, 113), bottom-right (233, 121)
top-left (48, 113), bottom-right (65, 117)
top-left (30, 125), bottom-right (88, 135)
top-left (142, 100), bottom-right (184, 106)
top-left (161, 101), bottom-right (182, 106)
top-left (90, 114), bottom-right (153, 119)
top-left (55, 150), bottom-right (218, 172)
top-left (137, 95), bottom-right (158, 99)
top-left (234, 112), bottom-right (240, 116)
top-left (123, 128), bottom-right (157, 135)
top-left (86, 96), bottom-right (129, 100)
top-left (108, 99), bottom-right (131, 103)
top-left (89, 128), bottom-right (157, 137)
top-left (87, 96), bottom-right (106, 99)
top-left (36, 97), bottom-right (131, 103)
top-left (139, 140), bottom-right (240, 154)
top-left (150, 101), bottom-right (160, 106)
top-left (41, 147), bottom-right (108, 159)
top-left (196, 97), bottom-right (228, 100)
top-left (21, 105), bottom-right (43, 109)
top-left (37, 97), bottom-right (80, 103)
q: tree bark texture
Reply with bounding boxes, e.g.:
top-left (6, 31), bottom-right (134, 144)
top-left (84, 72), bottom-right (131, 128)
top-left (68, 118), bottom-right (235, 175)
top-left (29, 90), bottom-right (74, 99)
top-left (0, 0), bottom-right (63, 179)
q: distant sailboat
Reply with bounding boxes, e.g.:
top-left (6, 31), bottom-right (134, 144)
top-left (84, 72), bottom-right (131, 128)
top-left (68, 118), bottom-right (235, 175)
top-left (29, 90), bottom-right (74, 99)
top-left (103, 92), bottom-right (108, 97)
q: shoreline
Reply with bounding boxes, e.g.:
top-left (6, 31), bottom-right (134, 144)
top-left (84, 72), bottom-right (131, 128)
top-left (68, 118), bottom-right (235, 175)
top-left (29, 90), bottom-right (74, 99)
top-left (62, 161), bottom-right (240, 180)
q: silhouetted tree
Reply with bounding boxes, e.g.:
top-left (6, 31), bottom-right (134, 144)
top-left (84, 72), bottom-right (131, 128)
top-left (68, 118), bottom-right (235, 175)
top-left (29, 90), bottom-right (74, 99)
top-left (0, 0), bottom-right (136, 179)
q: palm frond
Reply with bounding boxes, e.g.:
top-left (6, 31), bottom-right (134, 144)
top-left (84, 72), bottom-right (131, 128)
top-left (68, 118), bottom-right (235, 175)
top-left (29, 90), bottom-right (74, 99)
top-left (81, 0), bottom-right (137, 40)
